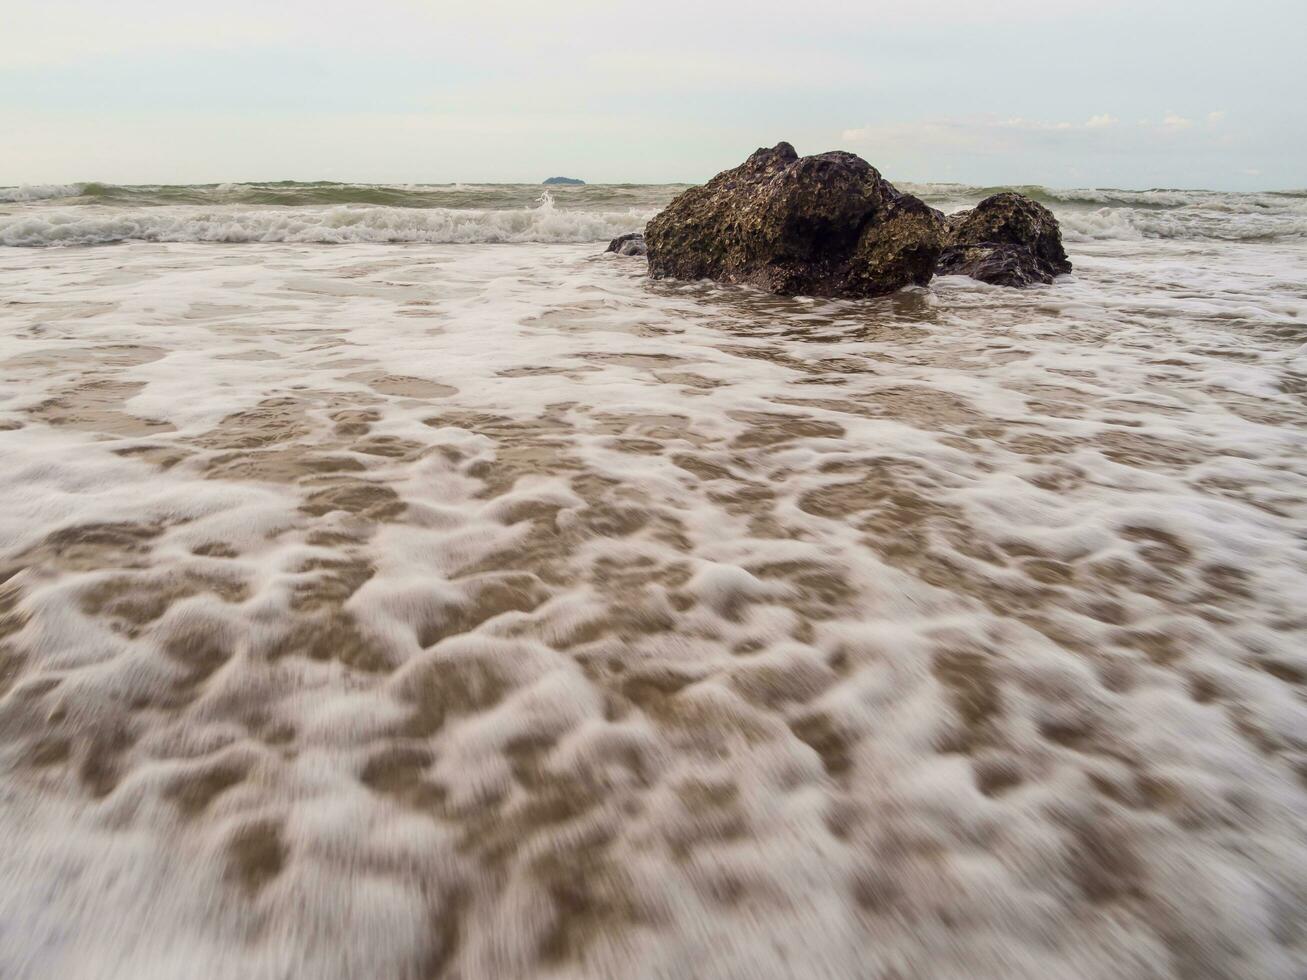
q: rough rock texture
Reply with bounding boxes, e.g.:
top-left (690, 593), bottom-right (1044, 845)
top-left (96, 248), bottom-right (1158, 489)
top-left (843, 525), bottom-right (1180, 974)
top-left (939, 192), bottom-right (1072, 286)
top-left (935, 243), bottom-right (1053, 288)
top-left (644, 142), bottom-right (945, 298)
top-left (606, 232), bottom-right (647, 257)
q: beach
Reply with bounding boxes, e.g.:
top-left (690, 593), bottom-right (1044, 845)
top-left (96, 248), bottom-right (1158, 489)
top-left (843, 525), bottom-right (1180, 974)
top-left (1, 182), bottom-right (1306, 978)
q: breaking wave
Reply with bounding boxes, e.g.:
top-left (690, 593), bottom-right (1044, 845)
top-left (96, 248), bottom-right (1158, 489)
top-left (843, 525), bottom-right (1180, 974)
top-left (0, 180), bottom-right (682, 210)
top-left (1056, 205), bottom-right (1307, 243)
top-left (0, 195), bottom-right (656, 247)
top-left (3, 179), bottom-right (1304, 246)
top-left (0, 183), bottom-right (86, 203)
top-left (904, 182), bottom-right (1307, 242)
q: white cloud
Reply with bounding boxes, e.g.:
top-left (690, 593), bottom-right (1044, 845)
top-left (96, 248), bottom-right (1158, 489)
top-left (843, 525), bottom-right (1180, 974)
top-left (843, 113), bottom-right (1178, 150)
top-left (1162, 113), bottom-right (1194, 129)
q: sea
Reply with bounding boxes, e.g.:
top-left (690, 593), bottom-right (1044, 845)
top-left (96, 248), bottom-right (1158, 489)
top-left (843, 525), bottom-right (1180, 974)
top-left (1, 179), bottom-right (1305, 979)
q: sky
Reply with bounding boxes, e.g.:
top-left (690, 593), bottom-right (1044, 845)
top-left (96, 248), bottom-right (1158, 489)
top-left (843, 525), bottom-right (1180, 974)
top-left (2, 0), bottom-right (1304, 190)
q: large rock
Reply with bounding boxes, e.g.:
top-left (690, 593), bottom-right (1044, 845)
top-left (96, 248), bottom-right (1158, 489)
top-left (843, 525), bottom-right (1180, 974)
top-left (938, 192), bottom-right (1071, 286)
top-left (645, 142), bottom-right (945, 298)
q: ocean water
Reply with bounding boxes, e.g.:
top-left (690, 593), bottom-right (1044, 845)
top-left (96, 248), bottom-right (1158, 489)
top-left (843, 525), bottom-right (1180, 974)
top-left (1, 181), bottom-right (1305, 979)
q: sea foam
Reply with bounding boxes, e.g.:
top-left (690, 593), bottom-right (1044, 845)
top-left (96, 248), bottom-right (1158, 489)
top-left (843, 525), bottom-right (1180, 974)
top-left (1, 235), bottom-right (1305, 979)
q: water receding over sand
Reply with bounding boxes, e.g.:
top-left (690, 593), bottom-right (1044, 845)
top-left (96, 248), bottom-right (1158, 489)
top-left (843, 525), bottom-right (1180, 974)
top-left (1, 237), bottom-right (1306, 979)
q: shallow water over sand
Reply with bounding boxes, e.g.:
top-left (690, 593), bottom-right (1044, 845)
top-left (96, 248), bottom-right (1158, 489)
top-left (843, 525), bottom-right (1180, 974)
top-left (1, 234), bottom-right (1306, 979)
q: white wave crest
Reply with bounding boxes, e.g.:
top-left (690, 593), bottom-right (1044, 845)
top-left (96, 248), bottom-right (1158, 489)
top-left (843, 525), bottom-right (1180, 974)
top-left (0, 199), bottom-right (654, 247)
top-left (1059, 204), bottom-right (1307, 242)
top-left (0, 183), bottom-right (85, 203)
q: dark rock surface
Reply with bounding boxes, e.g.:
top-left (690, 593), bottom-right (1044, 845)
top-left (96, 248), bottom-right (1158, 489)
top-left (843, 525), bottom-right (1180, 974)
top-left (644, 142), bottom-right (945, 298)
top-left (939, 192), bottom-right (1071, 286)
top-left (605, 232), bottom-right (647, 257)
top-left (936, 243), bottom-right (1056, 288)
top-left (542, 177), bottom-right (585, 186)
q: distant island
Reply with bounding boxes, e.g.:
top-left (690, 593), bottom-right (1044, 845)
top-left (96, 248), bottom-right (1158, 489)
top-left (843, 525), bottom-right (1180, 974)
top-left (542, 176), bottom-right (585, 186)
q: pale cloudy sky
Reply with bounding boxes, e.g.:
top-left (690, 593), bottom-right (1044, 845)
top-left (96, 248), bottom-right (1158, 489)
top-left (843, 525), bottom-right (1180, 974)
top-left (3, 0), bottom-right (1304, 189)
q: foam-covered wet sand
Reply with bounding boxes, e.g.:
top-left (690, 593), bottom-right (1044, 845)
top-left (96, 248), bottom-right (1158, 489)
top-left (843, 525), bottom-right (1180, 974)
top-left (1, 234), bottom-right (1306, 978)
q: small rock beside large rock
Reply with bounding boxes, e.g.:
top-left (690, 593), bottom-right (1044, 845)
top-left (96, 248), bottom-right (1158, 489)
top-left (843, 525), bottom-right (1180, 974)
top-left (632, 144), bottom-right (1071, 295)
top-left (936, 192), bottom-right (1072, 286)
top-left (606, 232), bottom-right (647, 256)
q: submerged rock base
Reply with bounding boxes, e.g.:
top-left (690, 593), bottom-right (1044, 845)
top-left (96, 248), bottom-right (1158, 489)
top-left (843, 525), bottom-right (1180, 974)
top-left (606, 232), bottom-right (648, 257)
